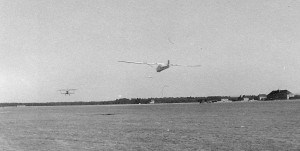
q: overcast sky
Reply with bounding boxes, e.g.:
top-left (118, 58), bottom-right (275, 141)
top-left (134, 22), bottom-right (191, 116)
top-left (0, 0), bottom-right (300, 102)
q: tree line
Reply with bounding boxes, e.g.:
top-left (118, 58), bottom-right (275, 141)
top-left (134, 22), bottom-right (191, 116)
top-left (1, 95), bottom-right (299, 107)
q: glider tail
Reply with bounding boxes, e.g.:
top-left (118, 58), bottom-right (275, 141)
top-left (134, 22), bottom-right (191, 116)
top-left (167, 60), bottom-right (170, 66)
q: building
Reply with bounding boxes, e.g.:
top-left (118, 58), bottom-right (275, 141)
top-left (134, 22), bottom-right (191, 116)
top-left (149, 99), bottom-right (155, 104)
top-left (219, 98), bottom-right (232, 103)
top-left (239, 95), bottom-right (256, 101)
top-left (258, 94), bottom-right (267, 101)
top-left (267, 90), bottom-right (294, 100)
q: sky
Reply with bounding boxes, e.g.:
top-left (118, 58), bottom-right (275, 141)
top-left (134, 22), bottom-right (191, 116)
top-left (0, 0), bottom-right (300, 102)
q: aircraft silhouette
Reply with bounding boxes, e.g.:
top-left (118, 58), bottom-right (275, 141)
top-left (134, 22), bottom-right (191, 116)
top-left (118, 60), bottom-right (201, 72)
top-left (58, 89), bottom-right (77, 96)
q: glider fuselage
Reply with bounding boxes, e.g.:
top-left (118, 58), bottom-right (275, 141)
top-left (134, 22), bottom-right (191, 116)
top-left (156, 64), bottom-right (170, 72)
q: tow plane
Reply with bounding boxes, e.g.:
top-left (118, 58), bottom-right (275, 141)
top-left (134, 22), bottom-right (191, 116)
top-left (118, 60), bottom-right (201, 72)
top-left (58, 89), bottom-right (77, 96)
